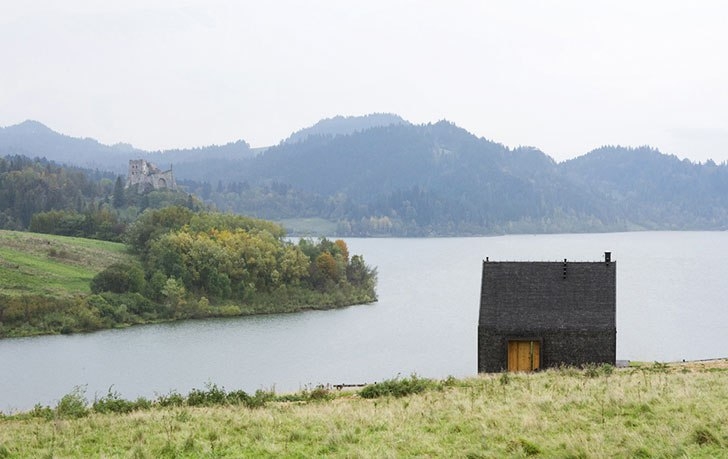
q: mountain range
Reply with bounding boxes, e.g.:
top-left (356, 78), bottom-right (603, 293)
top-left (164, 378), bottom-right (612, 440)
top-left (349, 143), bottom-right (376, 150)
top-left (2, 115), bottom-right (727, 235)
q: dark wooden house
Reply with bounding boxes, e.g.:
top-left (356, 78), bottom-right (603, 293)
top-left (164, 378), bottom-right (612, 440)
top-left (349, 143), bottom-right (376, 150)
top-left (478, 252), bottom-right (616, 372)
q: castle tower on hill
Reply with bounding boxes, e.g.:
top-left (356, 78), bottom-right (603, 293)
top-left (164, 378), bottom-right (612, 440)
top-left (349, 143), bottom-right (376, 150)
top-left (126, 159), bottom-right (177, 192)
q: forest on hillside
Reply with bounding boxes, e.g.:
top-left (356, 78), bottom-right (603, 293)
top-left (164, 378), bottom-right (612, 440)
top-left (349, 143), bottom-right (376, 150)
top-left (181, 123), bottom-right (728, 235)
top-left (3, 116), bottom-right (728, 237)
top-left (0, 155), bottom-right (199, 240)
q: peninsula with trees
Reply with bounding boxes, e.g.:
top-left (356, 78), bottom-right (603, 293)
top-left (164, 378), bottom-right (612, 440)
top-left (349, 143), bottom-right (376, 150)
top-left (0, 157), bottom-right (376, 338)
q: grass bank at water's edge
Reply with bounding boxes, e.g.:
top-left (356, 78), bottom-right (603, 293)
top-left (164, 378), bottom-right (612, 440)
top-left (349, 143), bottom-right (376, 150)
top-left (1, 360), bottom-right (727, 457)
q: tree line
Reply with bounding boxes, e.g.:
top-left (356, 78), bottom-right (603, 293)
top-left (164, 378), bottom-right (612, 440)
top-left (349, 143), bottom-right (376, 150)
top-left (106, 206), bottom-right (376, 302)
top-left (0, 155), bottom-right (200, 241)
top-left (0, 205), bottom-right (377, 338)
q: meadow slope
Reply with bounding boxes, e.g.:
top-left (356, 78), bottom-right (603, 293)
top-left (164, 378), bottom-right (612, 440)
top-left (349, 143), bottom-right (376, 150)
top-left (1, 361), bottom-right (726, 458)
top-left (0, 229), bottom-right (131, 297)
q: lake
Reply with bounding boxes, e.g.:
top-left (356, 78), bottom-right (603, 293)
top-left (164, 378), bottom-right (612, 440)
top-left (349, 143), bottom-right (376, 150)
top-left (1, 231), bottom-right (727, 412)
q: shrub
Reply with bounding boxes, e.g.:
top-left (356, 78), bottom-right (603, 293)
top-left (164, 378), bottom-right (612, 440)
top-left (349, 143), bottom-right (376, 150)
top-left (29, 403), bottom-right (54, 420)
top-left (181, 384), bottom-right (273, 408)
top-left (507, 438), bottom-right (541, 456)
top-left (56, 386), bottom-right (88, 419)
top-left (91, 262), bottom-right (146, 294)
top-left (499, 372), bottom-right (512, 386)
top-left (132, 397), bottom-right (152, 410)
top-left (281, 385), bottom-right (334, 402)
top-left (247, 389), bottom-right (275, 408)
top-left (216, 305), bottom-right (242, 317)
top-left (98, 292), bottom-right (158, 318)
top-left (156, 391), bottom-right (185, 407)
top-left (360, 375), bottom-right (437, 399)
top-left (442, 375), bottom-right (458, 387)
top-left (583, 363), bottom-right (600, 378)
top-left (186, 383), bottom-right (228, 407)
top-left (308, 386), bottom-right (333, 401)
top-left (226, 390), bottom-right (252, 406)
top-left (93, 388), bottom-right (147, 414)
top-left (692, 427), bottom-right (722, 446)
top-left (583, 363), bottom-right (616, 378)
top-left (599, 363), bottom-right (615, 376)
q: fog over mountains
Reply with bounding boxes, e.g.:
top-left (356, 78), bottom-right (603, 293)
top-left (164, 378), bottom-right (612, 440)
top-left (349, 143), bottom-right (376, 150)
top-left (2, 115), bottom-right (727, 236)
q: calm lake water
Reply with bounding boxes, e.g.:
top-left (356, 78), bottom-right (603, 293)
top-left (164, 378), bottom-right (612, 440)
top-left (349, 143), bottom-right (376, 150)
top-left (1, 231), bottom-right (727, 412)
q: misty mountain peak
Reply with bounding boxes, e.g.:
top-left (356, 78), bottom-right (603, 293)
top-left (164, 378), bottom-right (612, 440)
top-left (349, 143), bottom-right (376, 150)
top-left (283, 113), bottom-right (409, 144)
top-left (11, 119), bottom-right (53, 134)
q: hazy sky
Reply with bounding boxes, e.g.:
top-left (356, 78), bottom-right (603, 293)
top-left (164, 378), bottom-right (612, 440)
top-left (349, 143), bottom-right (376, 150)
top-left (2, 1), bottom-right (727, 162)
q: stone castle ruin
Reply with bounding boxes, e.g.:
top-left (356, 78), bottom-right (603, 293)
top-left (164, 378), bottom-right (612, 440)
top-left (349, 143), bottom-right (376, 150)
top-left (126, 159), bottom-right (177, 192)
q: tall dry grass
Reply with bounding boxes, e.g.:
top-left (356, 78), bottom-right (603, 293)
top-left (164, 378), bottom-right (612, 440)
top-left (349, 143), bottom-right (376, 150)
top-left (1, 361), bottom-right (727, 457)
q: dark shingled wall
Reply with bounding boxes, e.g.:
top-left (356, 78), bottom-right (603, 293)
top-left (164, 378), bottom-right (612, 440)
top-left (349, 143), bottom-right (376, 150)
top-left (478, 258), bottom-right (616, 372)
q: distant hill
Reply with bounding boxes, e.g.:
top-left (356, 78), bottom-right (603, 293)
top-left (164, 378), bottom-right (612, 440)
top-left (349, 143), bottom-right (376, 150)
top-left (0, 120), bottom-right (142, 173)
top-left (0, 120), bottom-right (254, 175)
top-left (209, 121), bottom-right (618, 234)
top-left (561, 146), bottom-right (728, 229)
top-left (283, 113), bottom-right (409, 144)
top-left (3, 116), bottom-right (728, 235)
top-left (195, 121), bottom-right (728, 235)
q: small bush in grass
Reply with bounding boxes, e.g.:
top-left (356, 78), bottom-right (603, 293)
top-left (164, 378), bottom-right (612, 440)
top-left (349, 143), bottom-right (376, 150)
top-left (56, 386), bottom-right (88, 419)
top-left (499, 372), bottom-right (511, 386)
top-left (93, 388), bottom-right (134, 414)
top-left (247, 389), bottom-right (276, 408)
top-left (360, 375), bottom-right (437, 399)
top-left (29, 403), bottom-right (54, 420)
top-left (507, 438), bottom-right (541, 456)
top-left (133, 396), bottom-right (152, 410)
top-left (442, 375), bottom-right (458, 387)
top-left (48, 248), bottom-right (71, 259)
top-left (599, 363), bottom-right (615, 376)
top-left (582, 363), bottom-right (614, 378)
top-left (583, 363), bottom-right (600, 378)
top-left (692, 427), bottom-right (722, 446)
top-left (308, 385), bottom-right (332, 401)
top-left (649, 361), bottom-right (670, 373)
top-left (632, 446), bottom-right (653, 458)
top-left (187, 383), bottom-right (227, 407)
top-left (156, 391), bottom-right (185, 407)
top-left (179, 384), bottom-right (273, 408)
top-left (93, 388), bottom-right (152, 414)
top-left (226, 390), bottom-right (251, 406)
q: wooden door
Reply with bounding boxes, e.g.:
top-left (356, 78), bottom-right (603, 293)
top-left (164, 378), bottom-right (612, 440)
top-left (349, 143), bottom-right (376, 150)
top-left (508, 340), bottom-right (540, 372)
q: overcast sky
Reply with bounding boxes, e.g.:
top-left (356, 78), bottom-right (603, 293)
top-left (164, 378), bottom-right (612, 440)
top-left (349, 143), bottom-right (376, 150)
top-left (2, 1), bottom-right (727, 162)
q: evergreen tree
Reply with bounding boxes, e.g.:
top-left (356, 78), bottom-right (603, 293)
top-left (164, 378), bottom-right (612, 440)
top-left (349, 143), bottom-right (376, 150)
top-left (112, 176), bottom-right (125, 208)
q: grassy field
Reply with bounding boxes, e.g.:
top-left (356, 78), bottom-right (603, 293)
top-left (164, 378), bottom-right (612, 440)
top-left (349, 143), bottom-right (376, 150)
top-left (0, 229), bottom-right (132, 297)
top-left (1, 360), bottom-right (727, 458)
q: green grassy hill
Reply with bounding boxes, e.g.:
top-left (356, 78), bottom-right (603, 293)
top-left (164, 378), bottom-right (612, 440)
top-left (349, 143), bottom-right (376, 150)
top-left (1, 361), bottom-right (727, 457)
top-left (0, 229), bottom-right (131, 297)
